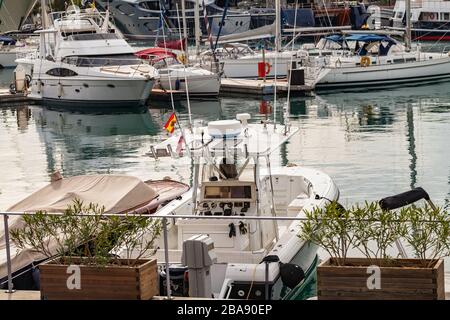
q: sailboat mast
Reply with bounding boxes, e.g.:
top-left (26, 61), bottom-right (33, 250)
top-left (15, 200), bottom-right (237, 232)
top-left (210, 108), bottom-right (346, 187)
top-left (275, 0), bottom-right (281, 52)
top-left (182, 0), bottom-right (189, 63)
top-left (41, 0), bottom-right (49, 29)
top-left (194, 0), bottom-right (201, 56)
top-left (405, 0), bottom-right (411, 51)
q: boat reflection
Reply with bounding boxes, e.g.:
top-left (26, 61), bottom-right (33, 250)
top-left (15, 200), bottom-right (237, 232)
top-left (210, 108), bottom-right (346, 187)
top-left (33, 105), bottom-right (159, 136)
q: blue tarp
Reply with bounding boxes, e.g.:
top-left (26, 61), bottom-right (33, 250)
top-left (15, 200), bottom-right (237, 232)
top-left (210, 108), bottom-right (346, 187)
top-left (0, 36), bottom-right (16, 45)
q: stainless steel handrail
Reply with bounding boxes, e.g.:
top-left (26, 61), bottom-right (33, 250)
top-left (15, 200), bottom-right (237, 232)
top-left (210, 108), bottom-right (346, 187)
top-left (0, 210), bottom-right (445, 298)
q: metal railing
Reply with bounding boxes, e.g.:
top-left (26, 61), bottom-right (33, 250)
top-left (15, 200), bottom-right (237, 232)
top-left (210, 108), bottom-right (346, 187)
top-left (0, 210), bottom-right (312, 299)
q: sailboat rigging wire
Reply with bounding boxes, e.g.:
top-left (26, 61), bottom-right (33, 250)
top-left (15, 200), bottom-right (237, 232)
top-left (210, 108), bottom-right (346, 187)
top-left (273, 0), bottom-right (280, 129)
top-left (321, 0), bottom-right (333, 28)
top-left (214, 0), bottom-right (230, 50)
top-left (175, 3), bottom-right (193, 131)
top-left (160, 9), bottom-right (191, 157)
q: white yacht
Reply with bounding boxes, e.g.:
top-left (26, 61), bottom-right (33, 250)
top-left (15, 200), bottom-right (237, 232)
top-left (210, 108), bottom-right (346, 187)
top-left (17, 5), bottom-right (158, 107)
top-left (94, 0), bottom-right (251, 40)
top-left (129, 114), bottom-right (339, 299)
top-left (136, 47), bottom-right (220, 97)
top-left (311, 33), bottom-right (450, 89)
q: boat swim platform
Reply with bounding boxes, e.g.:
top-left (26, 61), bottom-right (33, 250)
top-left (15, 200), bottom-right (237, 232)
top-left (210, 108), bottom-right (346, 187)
top-left (0, 89), bottom-right (31, 105)
top-left (220, 78), bottom-right (315, 97)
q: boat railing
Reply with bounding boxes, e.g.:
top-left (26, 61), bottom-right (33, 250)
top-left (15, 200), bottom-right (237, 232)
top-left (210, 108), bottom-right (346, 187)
top-left (1, 209), bottom-right (444, 299)
top-left (0, 210), bottom-right (322, 299)
top-left (441, 46), bottom-right (450, 56)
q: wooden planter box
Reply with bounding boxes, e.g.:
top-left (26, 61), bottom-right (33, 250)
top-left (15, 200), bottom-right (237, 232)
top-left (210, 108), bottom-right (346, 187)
top-left (39, 258), bottom-right (158, 300)
top-left (317, 257), bottom-right (445, 300)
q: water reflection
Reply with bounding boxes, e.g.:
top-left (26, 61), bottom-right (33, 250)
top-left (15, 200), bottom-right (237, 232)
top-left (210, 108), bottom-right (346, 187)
top-left (0, 81), bottom-right (449, 209)
top-left (0, 69), bottom-right (13, 88)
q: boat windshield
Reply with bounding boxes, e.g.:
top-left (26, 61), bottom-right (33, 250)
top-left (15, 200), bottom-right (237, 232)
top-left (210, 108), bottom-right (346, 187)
top-left (63, 54), bottom-right (142, 67)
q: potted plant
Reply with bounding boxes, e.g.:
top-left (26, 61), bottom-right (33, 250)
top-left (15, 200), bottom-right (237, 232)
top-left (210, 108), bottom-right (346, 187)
top-left (11, 199), bottom-right (162, 300)
top-left (299, 201), bottom-right (448, 300)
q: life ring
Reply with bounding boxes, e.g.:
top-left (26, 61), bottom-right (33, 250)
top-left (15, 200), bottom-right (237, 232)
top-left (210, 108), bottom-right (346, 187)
top-left (177, 54), bottom-right (187, 65)
top-left (427, 12), bottom-right (437, 20)
top-left (360, 56), bottom-right (371, 67)
top-left (25, 74), bottom-right (32, 87)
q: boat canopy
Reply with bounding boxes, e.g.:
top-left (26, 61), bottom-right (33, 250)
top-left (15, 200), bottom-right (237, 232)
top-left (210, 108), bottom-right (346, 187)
top-left (135, 47), bottom-right (178, 61)
top-left (326, 33), bottom-right (397, 44)
top-left (7, 175), bottom-right (158, 214)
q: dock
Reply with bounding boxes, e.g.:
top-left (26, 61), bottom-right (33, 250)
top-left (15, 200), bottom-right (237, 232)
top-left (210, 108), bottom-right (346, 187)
top-left (220, 78), bottom-right (315, 96)
top-left (0, 89), bottom-right (30, 105)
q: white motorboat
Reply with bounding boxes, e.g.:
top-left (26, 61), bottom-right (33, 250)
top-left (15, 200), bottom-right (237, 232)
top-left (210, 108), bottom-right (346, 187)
top-left (17, 5), bottom-right (158, 107)
top-left (136, 48), bottom-right (220, 97)
top-left (311, 33), bottom-right (450, 89)
top-left (129, 113), bottom-right (340, 299)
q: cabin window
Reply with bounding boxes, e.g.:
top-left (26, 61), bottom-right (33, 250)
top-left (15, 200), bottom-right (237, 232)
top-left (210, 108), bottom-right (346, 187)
top-left (444, 13), bottom-right (450, 20)
top-left (67, 33), bottom-right (120, 41)
top-left (419, 12), bottom-right (438, 21)
top-left (46, 68), bottom-right (78, 77)
top-left (204, 186), bottom-right (252, 199)
top-left (63, 54), bottom-right (141, 67)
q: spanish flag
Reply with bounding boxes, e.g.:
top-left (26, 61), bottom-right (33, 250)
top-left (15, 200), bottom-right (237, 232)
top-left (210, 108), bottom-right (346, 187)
top-left (164, 113), bottom-right (177, 134)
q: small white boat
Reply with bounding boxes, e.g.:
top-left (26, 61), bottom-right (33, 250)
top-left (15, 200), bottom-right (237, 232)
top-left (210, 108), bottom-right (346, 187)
top-left (136, 48), bottom-right (220, 97)
top-left (131, 113), bottom-right (340, 299)
top-left (17, 6), bottom-right (158, 107)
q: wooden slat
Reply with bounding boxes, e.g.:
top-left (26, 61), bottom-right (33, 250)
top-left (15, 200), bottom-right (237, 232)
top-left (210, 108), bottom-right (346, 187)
top-left (317, 257), bottom-right (444, 300)
top-left (39, 258), bottom-right (158, 300)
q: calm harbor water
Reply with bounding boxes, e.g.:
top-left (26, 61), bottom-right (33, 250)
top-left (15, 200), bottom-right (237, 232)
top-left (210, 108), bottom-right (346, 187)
top-left (0, 69), bottom-right (449, 211)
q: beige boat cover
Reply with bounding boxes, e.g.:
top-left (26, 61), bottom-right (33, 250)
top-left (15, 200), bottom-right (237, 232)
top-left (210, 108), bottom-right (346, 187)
top-left (0, 175), bottom-right (160, 280)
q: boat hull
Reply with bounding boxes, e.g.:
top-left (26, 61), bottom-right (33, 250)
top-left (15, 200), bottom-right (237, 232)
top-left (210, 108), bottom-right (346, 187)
top-left (316, 56), bottom-right (450, 89)
top-left (156, 73), bottom-right (220, 97)
top-left (29, 78), bottom-right (154, 107)
top-left (220, 56), bottom-right (293, 79)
